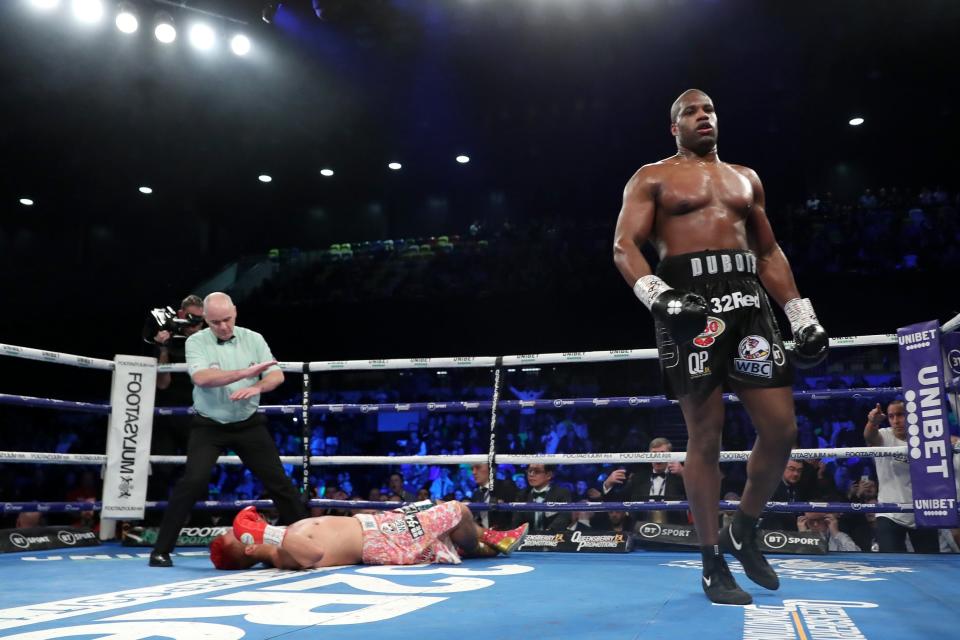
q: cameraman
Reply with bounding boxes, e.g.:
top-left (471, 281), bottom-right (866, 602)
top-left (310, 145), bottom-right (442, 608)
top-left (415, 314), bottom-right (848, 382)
top-left (146, 295), bottom-right (205, 520)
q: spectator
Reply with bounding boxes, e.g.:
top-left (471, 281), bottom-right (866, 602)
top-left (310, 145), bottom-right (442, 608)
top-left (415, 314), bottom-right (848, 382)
top-left (766, 459), bottom-right (813, 531)
top-left (388, 472), bottom-right (415, 502)
top-left (797, 512), bottom-right (861, 551)
top-left (469, 463), bottom-right (518, 529)
top-left (864, 401), bottom-right (940, 553)
top-left (842, 478), bottom-right (879, 552)
top-left (600, 437), bottom-right (687, 525)
top-left (514, 464), bottom-right (572, 531)
top-left (566, 501), bottom-right (594, 533)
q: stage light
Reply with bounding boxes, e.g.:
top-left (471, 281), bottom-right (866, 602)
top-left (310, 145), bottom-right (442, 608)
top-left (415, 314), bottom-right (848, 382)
top-left (258, 174), bottom-right (273, 183)
top-left (138, 186), bottom-right (153, 194)
top-left (262, 3), bottom-right (278, 24)
top-left (388, 162), bottom-right (402, 171)
top-left (456, 155), bottom-right (470, 164)
top-left (30, 0), bottom-right (61, 10)
top-left (72, 0), bottom-right (103, 24)
top-left (320, 169), bottom-right (334, 177)
top-left (230, 34), bottom-right (251, 56)
top-left (189, 23), bottom-right (215, 51)
top-left (849, 117), bottom-right (865, 126)
top-left (19, 198), bottom-right (35, 206)
top-left (154, 12), bottom-right (176, 43)
top-left (115, 2), bottom-right (138, 34)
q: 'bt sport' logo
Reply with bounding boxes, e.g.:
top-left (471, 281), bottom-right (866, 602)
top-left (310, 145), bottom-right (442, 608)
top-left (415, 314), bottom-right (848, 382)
top-left (949, 349), bottom-right (960, 376)
top-left (734, 335), bottom-right (773, 378)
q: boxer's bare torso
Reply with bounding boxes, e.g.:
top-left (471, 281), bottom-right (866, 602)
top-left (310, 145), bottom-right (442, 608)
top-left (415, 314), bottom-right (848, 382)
top-left (259, 516), bottom-right (364, 569)
top-left (641, 155), bottom-right (758, 259)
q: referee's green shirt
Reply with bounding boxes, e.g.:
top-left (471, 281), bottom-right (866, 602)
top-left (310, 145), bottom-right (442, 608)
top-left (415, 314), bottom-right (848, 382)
top-left (185, 326), bottom-right (280, 424)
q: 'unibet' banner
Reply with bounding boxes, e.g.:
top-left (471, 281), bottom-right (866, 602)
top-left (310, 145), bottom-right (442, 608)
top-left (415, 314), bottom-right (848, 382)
top-left (102, 355), bottom-right (157, 520)
top-left (897, 320), bottom-right (959, 528)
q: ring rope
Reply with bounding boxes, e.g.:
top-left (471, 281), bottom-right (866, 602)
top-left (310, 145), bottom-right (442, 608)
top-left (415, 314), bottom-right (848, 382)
top-left (1, 445), bottom-right (939, 466)
top-left (0, 499), bottom-right (946, 516)
top-left (0, 387), bottom-right (905, 416)
top-left (486, 361), bottom-right (503, 496)
top-left (1, 334), bottom-right (899, 372)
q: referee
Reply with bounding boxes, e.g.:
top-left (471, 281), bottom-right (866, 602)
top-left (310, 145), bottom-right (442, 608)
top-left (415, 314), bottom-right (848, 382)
top-left (150, 292), bottom-right (307, 567)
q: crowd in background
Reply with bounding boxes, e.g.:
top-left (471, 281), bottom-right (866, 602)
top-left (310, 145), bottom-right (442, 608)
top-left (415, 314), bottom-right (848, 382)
top-left (2, 185), bottom-right (959, 552)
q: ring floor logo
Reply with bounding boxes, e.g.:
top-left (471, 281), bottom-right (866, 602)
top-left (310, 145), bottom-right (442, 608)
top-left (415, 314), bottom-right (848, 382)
top-left (661, 557), bottom-right (913, 583)
top-left (741, 599), bottom-right (877, 640)
top-left (0, 563), bottom-right (534, 638)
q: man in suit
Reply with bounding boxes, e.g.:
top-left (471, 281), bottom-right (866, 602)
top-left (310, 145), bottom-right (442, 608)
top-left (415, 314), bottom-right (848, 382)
top-left (601, 437), bottom-right (687, 525)
top-left (470, 463), bottom-right (518, 530)
top-left (515, 464), bottom-right (572, 531)
top-left (765, 459), bottom-right (809, 532)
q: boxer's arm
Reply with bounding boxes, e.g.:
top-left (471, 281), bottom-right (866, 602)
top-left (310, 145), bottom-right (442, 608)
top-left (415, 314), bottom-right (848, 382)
top-left (740, 167), bottom-right (801, 306)
top-left (613, 167), bottom-right (658, 285)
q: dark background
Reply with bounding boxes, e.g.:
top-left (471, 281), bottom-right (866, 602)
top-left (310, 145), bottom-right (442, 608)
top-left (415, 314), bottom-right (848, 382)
top-left (0, 0), bottom-right (956, 396)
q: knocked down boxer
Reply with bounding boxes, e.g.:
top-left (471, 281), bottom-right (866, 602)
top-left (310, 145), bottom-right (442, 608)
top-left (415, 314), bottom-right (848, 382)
top-left (210, 501), bottom-right (528, 570)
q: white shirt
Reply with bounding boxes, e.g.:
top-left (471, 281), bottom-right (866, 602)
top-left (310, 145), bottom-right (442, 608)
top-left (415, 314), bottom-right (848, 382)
top-left (874, 428), bottom-right (914, 527)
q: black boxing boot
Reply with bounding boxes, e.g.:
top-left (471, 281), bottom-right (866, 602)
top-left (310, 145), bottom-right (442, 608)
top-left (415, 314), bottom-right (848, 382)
top-left (634, 275), bottom-right (708, 344)
top-left (784, 298), bottom-right (829, 368)
top-left (720, 509), bottom-right (779, 590)
top-left (700, 544), bottom-right (752, 605)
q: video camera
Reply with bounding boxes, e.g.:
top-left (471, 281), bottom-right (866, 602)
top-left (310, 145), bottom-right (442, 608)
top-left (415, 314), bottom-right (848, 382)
top-left (142, 306), bottom-right (204, 345)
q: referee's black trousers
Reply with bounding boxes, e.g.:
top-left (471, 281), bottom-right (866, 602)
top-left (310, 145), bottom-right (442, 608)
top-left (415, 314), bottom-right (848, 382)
top-left (153, 413), bottom-right (307, 553)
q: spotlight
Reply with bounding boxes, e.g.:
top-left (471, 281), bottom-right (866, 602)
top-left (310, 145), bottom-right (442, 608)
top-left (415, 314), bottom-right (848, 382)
top-left (388, 162), bottom-right (402, 171)
top-left (115, 2), bottom-right (138, 34)
top-left (311, 0), bottom-right (327, 20)
top-left (30, 0), bottom-right (61, 10)
top-left (19, 198), bottom-right (35, 206)
top-left (72, 0), bottom-right (104, 24)
top-left (258, 174), bottom-right (273, 183)
top-left (138, 186), bottom-right (153, 194)
top-left (154, 12), bottom-right (176, 43)
top-left (230, 34), bottom-right (251, 56)
top-left (320, 168), bottom-right (334, 177)
top-left (189, 23), bottom-right (216, 51)
top-left (262, 3), bottom-right (278, 24)
top-left (848, 117), bottom-right (865, 126)
top-left (456, 155), bottom-right (470, 164)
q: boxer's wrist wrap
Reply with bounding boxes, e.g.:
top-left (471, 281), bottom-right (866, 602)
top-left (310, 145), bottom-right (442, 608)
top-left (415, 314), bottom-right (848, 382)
top-left (633, 275), bottom-right (672, 310)
top-left (263, 524), bottom-right (286, 547)
top-left (784, 297), bottom-right (819, 334)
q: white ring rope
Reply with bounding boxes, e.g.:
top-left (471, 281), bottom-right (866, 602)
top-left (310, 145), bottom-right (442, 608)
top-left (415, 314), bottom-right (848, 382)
top-left (0, 344), bottom-right (114, 370)
top-left (0, 446), bottom-right (916, 467)
top-left (3, 334), bottom-right (898, 373)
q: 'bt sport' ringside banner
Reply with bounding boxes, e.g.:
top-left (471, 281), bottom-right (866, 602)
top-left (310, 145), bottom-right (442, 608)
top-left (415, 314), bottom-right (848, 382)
top-left (896, 320), bottom-right (959, 528)
top-left (102, 355), bottom-right (157, 520)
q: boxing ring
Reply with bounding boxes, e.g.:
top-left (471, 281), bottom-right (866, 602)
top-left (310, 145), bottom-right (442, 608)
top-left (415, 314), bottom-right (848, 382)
top-left (2, 316), bottom-right (960, 639)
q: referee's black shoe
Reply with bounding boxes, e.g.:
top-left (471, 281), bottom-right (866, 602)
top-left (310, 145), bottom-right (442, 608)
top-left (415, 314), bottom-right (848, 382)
top-left (149, 550), bottom-right (173, 567)
top-left (701, 550), bottom-right (752, 605)
top-left (720, 511), bottom-right (780, 590)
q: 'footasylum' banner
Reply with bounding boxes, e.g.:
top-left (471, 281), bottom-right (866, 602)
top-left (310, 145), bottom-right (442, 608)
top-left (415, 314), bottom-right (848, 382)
top-left (0, 526), bottom-right (99, 553)
top-left (102, 355), bottom-right (157, 520)
top-left (632, 522), bottom-right (826, 555)
top-left (122, 525), bottom-right (230, 547)
top-left (897, 320), bottom-right (959, 528)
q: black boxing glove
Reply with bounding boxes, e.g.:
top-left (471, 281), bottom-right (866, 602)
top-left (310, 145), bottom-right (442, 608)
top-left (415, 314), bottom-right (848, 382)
top-left (634, 275), bottom-right (708, 344)
top-left (784, 297), bottom-right (829, 368)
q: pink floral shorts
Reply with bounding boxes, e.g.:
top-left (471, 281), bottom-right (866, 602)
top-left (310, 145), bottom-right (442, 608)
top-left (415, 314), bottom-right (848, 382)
top-left (354, 501), bottom-right (462, 565)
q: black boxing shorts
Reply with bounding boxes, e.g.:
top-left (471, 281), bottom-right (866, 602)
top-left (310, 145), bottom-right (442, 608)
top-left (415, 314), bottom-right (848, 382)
top-left (653, 249), bottom-right (794, 399)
